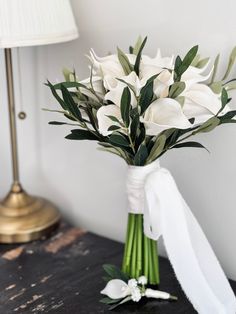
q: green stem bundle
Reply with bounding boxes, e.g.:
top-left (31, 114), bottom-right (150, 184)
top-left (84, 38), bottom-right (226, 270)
top-left (122, 213), bottom-right (160, 285)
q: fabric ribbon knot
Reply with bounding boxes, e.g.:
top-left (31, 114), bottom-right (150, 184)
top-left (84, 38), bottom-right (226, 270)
top-left (126, 160), bottom-right (236, 314)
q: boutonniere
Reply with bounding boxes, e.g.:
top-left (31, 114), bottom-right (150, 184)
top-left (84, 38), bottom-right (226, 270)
top-left (100, 264), bottom-right (177, 310)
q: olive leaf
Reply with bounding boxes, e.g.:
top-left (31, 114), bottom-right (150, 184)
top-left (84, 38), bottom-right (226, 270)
top-left (209, 81), bottom-right (222, 94)
top-left (133, 35), bottom-right (143, 55)
top-left (224, 80), bottom-right (236, 91)
top-left (175, 46), bottom-right (198, 80)
top-left (139, 80), bottom-right (155, 114)
top-left (172, 141), bottom-right (209, 152)
top-left (134, 143), bottom-right (148, 166)
top-left (63, 68), bottom-right (73, 82)
top-left (169, 82), bottom-right (185, 98)
top-left (222, 46), bottom-right (236, 81)
top-left (196, 57), bottom-right (209, 68)
top-left (65, 129), bottom-right (98, 140)
top-left (210, 54), bottom-right (220, 84)
top-left (193, 117), bottom-right (220, 134)
top-left (117, 47), bottom-right (133, 75)
top-left (109, 133), bottom-right (130, 148)
top-left (120, 87), bottom-right (131, 127)
top-left (134, 36), bottom-right (147, 75)
top-left (147, 135), bottom-right (166, 163)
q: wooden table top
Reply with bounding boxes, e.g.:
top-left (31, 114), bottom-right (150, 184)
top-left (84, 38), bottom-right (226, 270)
top-left (0, 222), bottom-right (235, 314)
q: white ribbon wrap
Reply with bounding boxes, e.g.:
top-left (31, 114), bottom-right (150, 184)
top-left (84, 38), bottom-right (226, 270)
top-left (127, 160), bottom-right (236, 314)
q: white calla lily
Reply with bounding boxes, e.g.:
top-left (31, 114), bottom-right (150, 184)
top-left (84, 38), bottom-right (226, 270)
top-left (181, 61), bottom-right (212, 88)
top-left (141, 98), bottom-right (192, 136)
top-left (153, 69), bottom-right (174, 98)
top-left (141, 49), bottom-right (174, 79)
top-left (80, 76), bottom-right (105, 100)
top-left (182, 83), bottom-right (222, 124)
top-left (105, 71), bottom-right (143, 107)
top-left (97, 105), bottom-right (122, 136)
top-left (101, 279), bottom-right (131, 299)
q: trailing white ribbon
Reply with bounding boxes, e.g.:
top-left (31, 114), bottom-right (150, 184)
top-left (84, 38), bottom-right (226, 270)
top-left (126, 160), bottom-right (236, 314)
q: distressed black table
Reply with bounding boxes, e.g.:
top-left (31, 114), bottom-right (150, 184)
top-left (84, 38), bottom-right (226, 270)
top-left (0, 222), bottom-right (235, 314)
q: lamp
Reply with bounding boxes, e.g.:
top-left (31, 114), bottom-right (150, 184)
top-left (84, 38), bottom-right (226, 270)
top-left (0, 0), bottom-right (78, 243)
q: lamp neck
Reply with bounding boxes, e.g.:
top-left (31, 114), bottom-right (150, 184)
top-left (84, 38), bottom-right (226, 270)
top-left (5, 48), bottom-right (20, 184)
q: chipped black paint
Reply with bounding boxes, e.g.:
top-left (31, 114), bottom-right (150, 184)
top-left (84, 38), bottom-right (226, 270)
top-left (0, 223), bottom-right (235, 314)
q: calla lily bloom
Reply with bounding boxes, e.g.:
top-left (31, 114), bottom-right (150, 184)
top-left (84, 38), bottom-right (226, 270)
top-left (141, 98), bottom-right (192, 136)
top-left (101, 279), bottom-right (131, 299)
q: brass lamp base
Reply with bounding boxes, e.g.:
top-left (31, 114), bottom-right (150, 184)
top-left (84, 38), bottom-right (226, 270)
top-left (0, 183), bottom-right (60, 243)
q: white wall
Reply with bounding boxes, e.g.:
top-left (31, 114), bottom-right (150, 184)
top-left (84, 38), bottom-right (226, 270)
top-left (1, 0), bottom-right (236, 279)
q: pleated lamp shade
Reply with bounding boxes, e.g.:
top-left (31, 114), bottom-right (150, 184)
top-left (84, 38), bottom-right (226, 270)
top-left (0, 0), bottom-right (78, 48)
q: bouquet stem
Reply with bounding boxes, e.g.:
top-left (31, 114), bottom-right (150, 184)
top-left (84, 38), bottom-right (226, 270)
top-left (122, 213), bottom-right (160, 285)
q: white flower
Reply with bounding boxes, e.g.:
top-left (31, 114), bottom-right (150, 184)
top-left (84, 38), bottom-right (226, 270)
top-left (141, 98), bottom-right (192, 136)
top-left (181, 60), bottom-right (212, 89)
top-left (97, 105), bottom-right (122, 136)
top-left (153, 69), bottom-right (174, 98)
top-left (131, 287), bottom-right (142, 302)
top-left (105, 71), bottom-right (141, 107)
top-left (80, 76), bottom-right (105, 100)
top-left (128, 278), bottom-right (138, 289)
top-left (138, 276), bottom-right (147, 286)
top-left (182, 83), bottom-right (223, 125)
top-left (140, 49), bottom-right (174, 79)
top-left (100, 279), bottom-right (131, 299)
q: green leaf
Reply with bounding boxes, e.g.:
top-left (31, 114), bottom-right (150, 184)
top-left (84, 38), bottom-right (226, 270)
top-left (116, 79), bottom-right (137, 96)
top-left (219, 110), bottom-right (236, 123)
top-left (176, 46), bottom-right (198, 79)
top-left (221, 88), bottom-right (228, 108)
top-left (191, 54), bottom-right (201, 67)
top-left (134, 36), bottom-right (147, 75)
top-left (210, 54), bottom-right (220, 84)
top-left (130, 113), bottom-right (139, 141)
top-left (108, 125), bottom-right (121, 131)
top-left (135, 124), bottom-right (146, 149)
top-left (196, 57), bottom-right (210, 68)
top-left (120, 87), bottom-right (131, 127)
top-left (134, 143), bottom-right (148, 166)
top-left (98, 144), bottom-right (130, 162)
top-left (220, 119), bottom-right (236, 124)
top-left (176, 96), bottom-right (185, 106)
top-left (100, 297), bottom-right (122, 305)
top-left (117, 47), bottom-right (133, 75)
top-left (62, 68), bottom-right (73, 82)
top-left (193, 117), bottom-right (220, 134)
top-left (106, 115), bottom-right (121, 124)
top-left (129, 46), bottom-right (134, 54)
top-left (133, 36), bottom-right (143, 55)
top-left (65, 129), bottom-right (98, 140)
top-left (169, 82), bottom-right (185, 98)
top-left (172, 141), bottom-right (209, 152)
top-left (46, 80), bottom-right (67, 111)
top-left (52, 81), bottom-right (87, 90)
top-left (109, 296), bottom-right (132, 310)
top-left (174, 56), bottom-right (182, 71)
top-left (48, 121), bottom-right (71, 125)
top-left (61, 85), bottom-right (82, 120)
top-left (109, 133), bottom-right (130, 147)
top-left (103, 264), bottom-right (129, 282)
top-left (147, 135), bottom-right (166, 162)
top-left (209, 81), bottom-right (222, 94)
top-left (222, 46), bottom-right (236, 80)
top-left (140, 81), bottom-right (154, 114)
top-left (224, 80), bottom-right (236, 91)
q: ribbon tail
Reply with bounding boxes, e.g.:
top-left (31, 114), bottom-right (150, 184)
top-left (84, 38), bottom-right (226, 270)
top-left (144, 168), bottom-right (236, 314)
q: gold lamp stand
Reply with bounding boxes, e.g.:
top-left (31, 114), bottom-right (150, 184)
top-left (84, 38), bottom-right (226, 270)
top-left (0, 48), bottom-right (60, 243)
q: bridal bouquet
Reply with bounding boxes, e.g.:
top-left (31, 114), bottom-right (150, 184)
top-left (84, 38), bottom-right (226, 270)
top-left (46, 37), bottom-right (236, 313)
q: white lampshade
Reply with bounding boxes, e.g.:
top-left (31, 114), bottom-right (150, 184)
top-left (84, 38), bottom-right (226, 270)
top-left (0, 0), bottom-right (78, 48)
